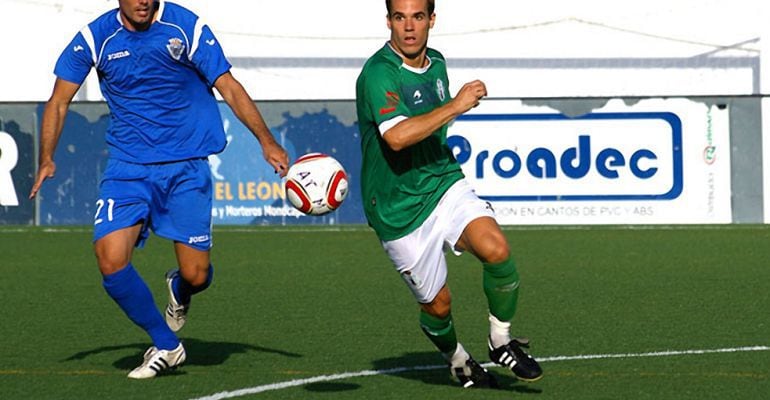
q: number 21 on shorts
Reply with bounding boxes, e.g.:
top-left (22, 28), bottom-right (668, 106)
top-left (95, 198), bottom-right (115, 225)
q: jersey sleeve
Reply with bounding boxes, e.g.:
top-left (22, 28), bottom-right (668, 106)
top-left (361, 62), bottom-right (410, 127)
top-left (53, 31), bottom-right (94, 85)
top-left (189, 22), bottom-right (232, 87)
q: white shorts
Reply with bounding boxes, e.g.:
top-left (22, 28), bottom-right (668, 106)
top-left (381, 179), bottom-right (496, 304)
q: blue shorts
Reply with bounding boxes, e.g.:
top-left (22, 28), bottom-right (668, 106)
top-left (93, 158), bottom-right (213, 251)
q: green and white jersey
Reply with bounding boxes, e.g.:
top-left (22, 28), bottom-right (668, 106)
top-left (356, 43), bottom-right (464, 241)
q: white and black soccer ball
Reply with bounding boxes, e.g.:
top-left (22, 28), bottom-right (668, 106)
top-left (285, 153), bottom-right (349, 216)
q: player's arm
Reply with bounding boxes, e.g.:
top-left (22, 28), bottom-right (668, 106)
top-left (29, 78), bottom-right (81, 199)
top-left (214, 71), bottom-right (289, 177)
top-left (382, 80), bottom-right (487, 151)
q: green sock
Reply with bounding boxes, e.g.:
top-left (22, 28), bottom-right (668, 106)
top-left (483, 257), bottom-right (520, 321)
top-left (419, 310), bottom-right (458, 355)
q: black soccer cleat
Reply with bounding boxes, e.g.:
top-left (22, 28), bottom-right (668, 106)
top-left (450, 357), bottom-right (499, 389)
top-left (488, 337), bottom-right (543, 382)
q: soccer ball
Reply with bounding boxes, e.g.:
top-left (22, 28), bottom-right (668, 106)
top-left (285, 153), bottom-right (349, 216)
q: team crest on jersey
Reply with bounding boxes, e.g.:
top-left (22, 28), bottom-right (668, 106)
top-left (379, 91), bottom-right (400, 115)
top-left (166, 37), bottom-right (185, 60)
top-left (436, 79), bottom-right (446, 101)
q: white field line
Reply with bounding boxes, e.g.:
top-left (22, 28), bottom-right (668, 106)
top-left (189, 345), bottom-right (770, 400)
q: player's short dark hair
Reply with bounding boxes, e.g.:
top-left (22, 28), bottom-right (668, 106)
top-left (386, 0), bottom-right (435, 16)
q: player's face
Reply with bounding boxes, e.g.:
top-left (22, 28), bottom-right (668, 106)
top-left (118, 0), bottom-right (157, 31)
top-left (387, 0), bottom-right (435, 68)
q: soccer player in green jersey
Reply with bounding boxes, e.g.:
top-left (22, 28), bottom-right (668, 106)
top-left (355, 0), bottom-right (543, 389)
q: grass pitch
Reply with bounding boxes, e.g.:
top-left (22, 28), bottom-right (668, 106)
top-left (1, 225), bottom-right (768, 399)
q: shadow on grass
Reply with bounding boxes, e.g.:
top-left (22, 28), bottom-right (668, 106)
top-left (304, 382), bottom-right (362, 393)
top-left (64, 337), bottom-right (302, 370)
top-left (372, 352), bottom-right (543, 394)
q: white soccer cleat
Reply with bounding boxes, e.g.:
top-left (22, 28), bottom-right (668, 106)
top-left (127, 343), bottom-right (186, 379)
top-left (165, 269), bottom-right (189, 332)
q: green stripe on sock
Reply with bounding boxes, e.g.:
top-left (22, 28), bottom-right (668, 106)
top-left (483, 257), bottom-right (520, 321)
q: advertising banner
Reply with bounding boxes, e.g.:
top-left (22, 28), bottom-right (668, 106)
top-left (4, 98), bottom-right (733, 226)
top-left (448, 99), bottom-right (731, 224)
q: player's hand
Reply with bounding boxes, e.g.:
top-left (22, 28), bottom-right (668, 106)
top-left (452, 80), bottom-right (487, 114)
top-left (29, 160), bottom-right (56, 199)
top-left (262, 141), bottom-right (290, 177)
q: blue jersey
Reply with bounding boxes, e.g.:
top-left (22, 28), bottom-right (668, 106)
top-left (54, 0), bottom-right (230, 164)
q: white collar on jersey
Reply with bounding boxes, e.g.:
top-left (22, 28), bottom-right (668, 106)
top-left (386, 42), bottom-right (432, 74)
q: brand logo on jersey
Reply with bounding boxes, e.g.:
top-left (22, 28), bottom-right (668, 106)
top-left (188, 235), bottom-right (210, 244)
top-left (413, 90), bottom-right (423, 105)
top-left (73, 45), bottom-right (84, 52)
top-left (206, 39), bottom-right (216, 46)
top-left (436, 79), bottom-right (445, 101)
top-left (166, 37), bottom-right (185, 60)
top-left (107, 50), bottom-right (131, 61)
top-left (379, 91), bottom-right (400, 115)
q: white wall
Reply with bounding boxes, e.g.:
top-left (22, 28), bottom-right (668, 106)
top-left (0, 0), bottom-right (762, 101)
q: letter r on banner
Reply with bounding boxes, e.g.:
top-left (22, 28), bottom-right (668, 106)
top-left (0, 131), bottom-right (19, 206)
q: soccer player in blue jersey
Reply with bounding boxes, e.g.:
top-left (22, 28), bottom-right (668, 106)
top-left (29, 0), bottom-right (289, 379)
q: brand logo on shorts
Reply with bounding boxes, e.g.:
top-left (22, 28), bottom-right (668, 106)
top-left (401, 271), bottom-right (422, 288)
top-left (188, 235), bottom-right (210, 244)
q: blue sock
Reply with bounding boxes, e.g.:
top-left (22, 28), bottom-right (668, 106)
top-left (102, 263), bottom-right (179, 350)
top-left (172, 264), bottom-right (214, 305)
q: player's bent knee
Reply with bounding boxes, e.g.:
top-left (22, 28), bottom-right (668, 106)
top-left (479, 237), bottom-right (510, 264)
top-left (421, 301), bottom-right (451, 319)
top-left (421, 288), bottom-right (452, 318)
top-left (493, 243), bottom-right (511, 263)
top-left (179, 263), bottom-right (210, 287)
top-left (94, 247), bottom-right (131, 275)
top-left (179, 269), bottom-right (206, 287)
